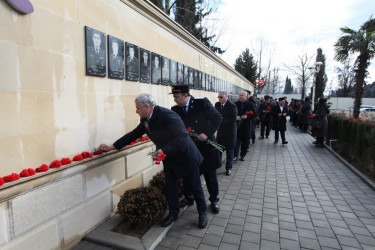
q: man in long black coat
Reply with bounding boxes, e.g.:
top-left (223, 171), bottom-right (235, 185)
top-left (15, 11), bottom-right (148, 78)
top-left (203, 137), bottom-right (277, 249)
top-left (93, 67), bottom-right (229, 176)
top-left (234, 91), bottom-right (256, 161)
top-left (215, 91), bottom-right (237, 176)
top-left (99, 93), bottom-right (208, 228)
top-left (272, 97), bottom-right (289, 145)
top-left (258, 95), bottom-right (273, 139)
top-left (171, 85), bottom-right (223, 214)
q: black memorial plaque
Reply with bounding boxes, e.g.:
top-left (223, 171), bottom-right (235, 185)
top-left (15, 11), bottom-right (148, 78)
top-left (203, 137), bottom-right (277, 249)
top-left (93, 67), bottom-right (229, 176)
top-left (183, 65), bottom-right (189, 85)
top-left (151, 53), bottom-right (161, 84)
top-left (125, 42), bottom-right (139, 81)
top-left (108, 35), bottom-right (124, 79)
top-left (170, 60), bottom-right (177, 86)
top-left (85, 26), bottom-right (106, 77)
top-left (177, 62), bottom-right (184, 85)
top-left (161, 56), bottom-right (170, 85)
top-left (140, 48), bottom-right (150, 83)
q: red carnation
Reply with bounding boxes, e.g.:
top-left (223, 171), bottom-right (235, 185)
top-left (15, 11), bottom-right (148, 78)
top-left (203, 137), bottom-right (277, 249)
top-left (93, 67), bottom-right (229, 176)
top-left (36, 164), bottom-right (49, 172)
top-left (50, 160), bottom-right (62, 168)
top-left (94, 150), bottom-right (103, 155)
top-left (81, 151), bottom-right (93, 159)
top-left (0, 177), bottom-right (4, 186)
top-left (61, 158), bottom-right (72, 165)
top-left (3, 173), bottom-right (20, 183)
top-left (73, 154), bottom-right (84, 161)
top-left (187, 127), bottom-right (192, 132)
top-left (359, 119), bottom-right (363, 122)
top-left (155, 161), bottom-right (160, 165)
top-left (250, 110), bottom-right (254, 115)
top-left (267, 106), bottom-right (271, 110)
top-left (370, 123), bottom-right (374, 125)
top-left (145, 136), bottom-right (150, 140)
top-left (20, 168), bottom-right (36, 177)
top-left (129, 142), bottom-right (135, 145)
top-left (140, 137), bottom-right (145, 142)
top-left (308, 115), bottom-right (312, 120)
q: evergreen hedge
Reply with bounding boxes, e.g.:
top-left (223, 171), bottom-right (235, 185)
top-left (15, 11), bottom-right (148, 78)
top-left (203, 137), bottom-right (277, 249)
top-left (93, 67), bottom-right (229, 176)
top-left (327, 114), bottom-right (375, 172)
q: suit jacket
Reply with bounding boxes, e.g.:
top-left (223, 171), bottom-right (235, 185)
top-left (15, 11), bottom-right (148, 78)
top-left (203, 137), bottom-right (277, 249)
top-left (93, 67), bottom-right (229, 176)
top-left (171, 96), bottom-right (222, 173)
top-left (113, 106), bottom-right (203, 178)
top-left (235, 100), bottom-right (256, 138)
top-left (259, 102), bottom-right (273, 122)
top-left (272, 104), bottom-right (288, 131)
top-left (215, 100), bottom-right (237, 149)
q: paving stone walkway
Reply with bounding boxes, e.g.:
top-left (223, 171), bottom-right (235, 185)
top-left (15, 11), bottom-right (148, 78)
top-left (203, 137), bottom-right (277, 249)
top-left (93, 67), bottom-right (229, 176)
top-left (155, 122), bottom-right (375, 250)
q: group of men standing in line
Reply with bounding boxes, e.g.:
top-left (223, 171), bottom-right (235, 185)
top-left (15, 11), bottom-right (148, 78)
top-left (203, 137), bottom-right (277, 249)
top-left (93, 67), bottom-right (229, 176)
top-left (99, 85), bottom-right (290, 229)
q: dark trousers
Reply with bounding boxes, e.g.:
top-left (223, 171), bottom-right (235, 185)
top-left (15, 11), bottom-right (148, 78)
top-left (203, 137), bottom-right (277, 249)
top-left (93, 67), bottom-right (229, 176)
top-left (260, 120), bottom-right (271, 138)
top-left (224, 148), bottom-right (234, 171)
top-left (250, 119), bottom-right (256, 141)
top-left (184, 168), bottom-right (219, 204)
top-left (317, 137), bottom-right (324, 144)
top-left (274, 129), bottom-right (286, 143)
top-left (171, 167), bottom-right (207, 216)
top-left (302, 124), bottom-right (309, 132)
top-left (234, 136), bottom-right (250, 158)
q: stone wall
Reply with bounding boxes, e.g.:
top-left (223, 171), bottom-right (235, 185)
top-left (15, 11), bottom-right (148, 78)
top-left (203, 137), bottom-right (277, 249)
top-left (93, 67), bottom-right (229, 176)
top-left (0, 0), bottom-right (251, 248)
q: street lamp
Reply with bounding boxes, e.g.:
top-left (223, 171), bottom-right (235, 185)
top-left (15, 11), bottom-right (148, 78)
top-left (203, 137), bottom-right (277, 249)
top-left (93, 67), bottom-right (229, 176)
top-left (308, 61), bottom-right (323, 109)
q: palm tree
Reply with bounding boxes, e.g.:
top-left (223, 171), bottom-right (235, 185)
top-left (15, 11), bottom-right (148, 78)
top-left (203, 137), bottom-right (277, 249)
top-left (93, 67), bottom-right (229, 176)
top-left (334, 17), bottom-right (375, 119)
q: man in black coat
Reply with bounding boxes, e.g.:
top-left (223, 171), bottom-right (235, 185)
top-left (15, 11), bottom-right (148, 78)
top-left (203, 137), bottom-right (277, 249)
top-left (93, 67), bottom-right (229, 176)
top-left (99, 93), bottom-right (208, 228)
top-left (258, 95), bottom-right (273, 139)
top-left (272, 97), bottom-right (289, 145)
top-left (171, 85), bottom-right (223, 214)
top-left (215, 91), bottom-right (237, 176)
top-left (234, 91), bottom-right (256, 161)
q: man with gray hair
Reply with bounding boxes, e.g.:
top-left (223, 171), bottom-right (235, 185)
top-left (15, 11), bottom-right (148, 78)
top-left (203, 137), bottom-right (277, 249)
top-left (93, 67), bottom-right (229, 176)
top-left (100, 93), bottom-right (208, 228)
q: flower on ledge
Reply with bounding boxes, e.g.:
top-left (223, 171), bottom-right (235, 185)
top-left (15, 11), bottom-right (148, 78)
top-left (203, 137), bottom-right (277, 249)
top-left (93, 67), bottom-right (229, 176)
top-left (20, 168), bottom-right (36, 177)
top-left (186, 127), bottom-right (225, 152)
top-left (50, 160), bottom-right (62, 169)
top-left (0, 177), bottom-right (4, 186)
top-left (61, 158), bottom-right (72, 165)
top-left (3, 173), bottom-right (20, 183)
top-left (81, 151), bottom-right (93, 159)
top-left (73, 154), bottom-right (84, 161)
top-left (36, 164), bottom-right (49, 172)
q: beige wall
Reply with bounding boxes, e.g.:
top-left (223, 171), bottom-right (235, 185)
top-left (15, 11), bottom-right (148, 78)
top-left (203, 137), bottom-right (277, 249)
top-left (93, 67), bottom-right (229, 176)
top-left (0, 0), bottom-right (252, 177)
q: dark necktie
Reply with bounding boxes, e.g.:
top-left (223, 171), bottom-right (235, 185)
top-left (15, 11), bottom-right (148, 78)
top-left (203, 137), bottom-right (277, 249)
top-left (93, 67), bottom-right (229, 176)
top-left (221, 104), bottom-right (224, 111)
top-left (241, 102), bottom-right (244, 112)
top-left (144, 120), bottom-right (151, 134)
top-left (183, 106), bottom-right (188, 116)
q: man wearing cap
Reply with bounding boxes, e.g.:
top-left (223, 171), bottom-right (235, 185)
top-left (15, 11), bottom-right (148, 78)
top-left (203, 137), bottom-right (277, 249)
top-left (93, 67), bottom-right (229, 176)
top-left (99, 93), bottom-right (208, 228)
top-left (171, 85), bottom-right (223, 214)
top-left (272, 97), bottom-right (289, 145)
top-left (258, 95), bottom-right (272, 139)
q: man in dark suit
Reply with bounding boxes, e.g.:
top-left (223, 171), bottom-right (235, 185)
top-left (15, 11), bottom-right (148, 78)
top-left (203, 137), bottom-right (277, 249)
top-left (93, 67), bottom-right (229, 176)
top-left (87, 30), bottom-right (105, 74)
top-left (234, 91), bottom-right (256, 161)
top-left (272, 97), bottom-right (289, 145)
top-left (171, 85), bottom-right (223, 214)
top-left (258, 95), bottom-right (273, 139)
top-left (215, 91), bottom-right (237, 176)
top-left (99, 93), bottom-right (208, 228)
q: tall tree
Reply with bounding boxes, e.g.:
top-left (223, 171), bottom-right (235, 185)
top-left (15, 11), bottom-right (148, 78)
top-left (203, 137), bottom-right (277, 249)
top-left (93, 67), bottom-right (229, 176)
top-left (284, 76), bottom-right (294, 94)
top-left (234, 48), bottom-right (258, 84)
top-left (335, 59), bottom-right (355, 97)
top-left (314, 48), bottom-right (328, 101)
top-left (334, 16), bottom-right (375, 119)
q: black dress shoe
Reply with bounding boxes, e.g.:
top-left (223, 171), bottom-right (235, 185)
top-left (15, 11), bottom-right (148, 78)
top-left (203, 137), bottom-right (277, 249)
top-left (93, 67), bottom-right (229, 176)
top-left (274, 141), bottom-right (278, 144)
top-left (179, 198), bottom-right (194, 208)
top-left (315, 144), bottom-right (325, 148)
top-left (282, 141), bottom-right (288, 145)
top-left (258, 136), bottom-right (264, 139)
top-left (226, 170), bottom-right (231, 176)
top-left (312, 141), bottom-right (318, 144)
top-left (211, 202), bottom-right (220, 214)
top-left (161, 214), bottom-right (177, 227)
top-left (198, 214), bottom-right (208, 229)
top-left (240, 156), bottom-right (245, 161)
top-left (265, 136), bottom-right (269, 138)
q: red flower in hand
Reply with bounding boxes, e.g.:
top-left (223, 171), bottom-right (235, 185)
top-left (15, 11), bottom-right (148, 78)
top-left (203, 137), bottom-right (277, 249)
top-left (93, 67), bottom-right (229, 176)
top-left (3, 173), bottom-right (20, 183)
top-left (0, 177), bottom-right (4, 186)
top-left (50, 160), bottom-right (62, 168)
top-left (20, 168), bottom-right (36, 177)
top-left (308, 115), bottom-right (312, 120)
top-left (61, 158), bottom-right (72, 165)
top-left (187, 127), bottom-right (192, 132)
top-left (250, 110), bottom-right (254, 115)
top-left (267, 106), bottom-right (271, 110)
top-left (36, 164), bottom-right (49, 172)
top-left (73, 154), bottom-right (84, 161)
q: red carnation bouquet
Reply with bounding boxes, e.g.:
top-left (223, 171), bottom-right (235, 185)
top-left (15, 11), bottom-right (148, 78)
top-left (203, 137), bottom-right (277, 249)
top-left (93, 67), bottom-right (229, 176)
top-left (81, 151), bottom-right (93, 159)
top-left (20, 168), bottom-right (36, 177)
top-left (186, 127), bottom-right (225, 152)
top-left (50, 160), bottom-right (62, 168)
top-left (36, 164), bottom-right (49, 172)
top-left (149, 151), bottom-right (166, 165)
top-left (3, 173), bottom-right (20, 183)
top-left (61, 158), bottom-right (72, 165)
top-left (267, 106), bottom-right (271, 111)
top-left (73, 154), bottom-right (83, 161)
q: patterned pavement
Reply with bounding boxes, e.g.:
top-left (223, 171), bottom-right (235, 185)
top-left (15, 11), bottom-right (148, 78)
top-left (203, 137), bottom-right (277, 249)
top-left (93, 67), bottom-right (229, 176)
top-left (155, 122), bottom-right (375, 250)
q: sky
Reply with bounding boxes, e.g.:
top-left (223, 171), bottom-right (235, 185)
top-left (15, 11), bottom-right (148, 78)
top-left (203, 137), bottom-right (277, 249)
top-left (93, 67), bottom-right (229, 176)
top-left (213, 0), bottom-right (375, 94)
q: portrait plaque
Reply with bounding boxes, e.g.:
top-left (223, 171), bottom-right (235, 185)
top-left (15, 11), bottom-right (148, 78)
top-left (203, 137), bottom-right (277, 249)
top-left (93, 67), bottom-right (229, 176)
top-left (161, 56), bottom-right (170, 85)
top-left (85, 26), bottom-right (106, 77)
top-left (177, 62), bottom-right (184, 84)
top-left (188, 67), bottom-right (194, 88)
top-left (183, 65), bottom-right (189, 85)
top-left (170, 60), bottom-right (177, 86)
top-left (151, 53), bottom-right (161, 84)
top-left (198, 71), bottom-right (203, 90)
top-left (202, 73), bottom-right (206, 90)
top-left (125, 42), bottom-right (139, 81)
top-left (107, 35), bottom-right (124, 79)
top-left (140, 48), bottom-right (151, 83)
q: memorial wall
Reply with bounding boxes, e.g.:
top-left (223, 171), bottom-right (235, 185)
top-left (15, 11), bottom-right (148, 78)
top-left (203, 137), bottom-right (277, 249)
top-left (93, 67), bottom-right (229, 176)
top-left (0, 0), bottom-right (253, 248)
